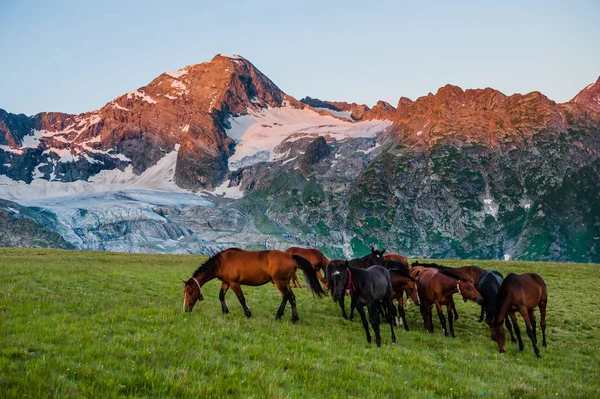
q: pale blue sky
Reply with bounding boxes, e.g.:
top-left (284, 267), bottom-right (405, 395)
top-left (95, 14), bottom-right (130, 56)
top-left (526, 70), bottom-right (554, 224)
top-left (1, 0), bottom-right (599, 116)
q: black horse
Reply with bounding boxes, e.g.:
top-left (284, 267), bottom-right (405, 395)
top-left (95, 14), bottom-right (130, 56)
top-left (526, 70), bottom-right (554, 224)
top-left (325, 247), bottom-right (387, 319)
top-left (477, 270), bottom-right (516, 343)
top-left (331, 262), bottom-right (397, 347)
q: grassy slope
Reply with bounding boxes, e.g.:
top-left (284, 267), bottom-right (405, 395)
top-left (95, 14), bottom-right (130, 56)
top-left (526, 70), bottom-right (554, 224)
top-left (1, 248), bottom-right (599, 398)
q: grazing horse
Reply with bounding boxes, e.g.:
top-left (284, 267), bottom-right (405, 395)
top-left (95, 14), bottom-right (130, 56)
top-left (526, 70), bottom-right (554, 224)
top-left (325, 248), bottom-right (387, 320)
top-left (285, 247), bottom-right (329, 289)
top-left (411, 261), bottom-right (485, 320)
top-left (491, 273), bottom-right (548, 357)
top-left (477, 270), bottom-right (516, 342)
top-left (389, 269), bottom-right (419, 331)
top-left (331, 262), bottom-right (397, 347)
top-left (181, 248), bottom-right (326, 323)
top-left (418, 268), bottom-right (483, 337)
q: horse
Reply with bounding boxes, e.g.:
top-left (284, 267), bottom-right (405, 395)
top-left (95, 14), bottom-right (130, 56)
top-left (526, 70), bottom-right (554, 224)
top-left (285, 247), bottom-right (329, 289)
top-left (417, 268), bottom-right (483, 337)
top-left (411, 261), bottom-right (485, 321)
top-left (477, 270), bottom-right (516, 342)
top-left (384, 253), bottom-right (409, 269)
top-left (181, 248), bottom-right (326, 323)
top-left (331, 262), bottom-right (397, 347)
top-left (325, 247), bottom-right (388, 320)
top-left (491, 273), bottom-right (548, 357)
top-left (389, 268), bottom-right (419, 331)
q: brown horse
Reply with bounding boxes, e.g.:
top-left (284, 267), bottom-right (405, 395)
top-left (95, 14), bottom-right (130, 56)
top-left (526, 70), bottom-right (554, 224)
top-left (181, 248), bottom-right (326, 322)
top-left (384, 253), bottom-right (409, 269)
top-left (491, 273), bottom-right (548, 357)
top-left (285, 247), bottom-right (329, 289)
top-left (411, 262), bottom-right (485, 320)
top-left (418, 268), bottom-right (483, 337)
top-left (389, 269), bottom-right (419, 331)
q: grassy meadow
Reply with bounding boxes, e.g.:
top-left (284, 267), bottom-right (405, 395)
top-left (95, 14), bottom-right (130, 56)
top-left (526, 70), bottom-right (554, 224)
top-left (1, 248), bottom-right (599, 398)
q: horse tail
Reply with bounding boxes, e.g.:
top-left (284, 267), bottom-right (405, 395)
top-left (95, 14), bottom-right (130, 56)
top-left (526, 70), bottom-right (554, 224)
top-left (293, 255), bottom-right (327, 298)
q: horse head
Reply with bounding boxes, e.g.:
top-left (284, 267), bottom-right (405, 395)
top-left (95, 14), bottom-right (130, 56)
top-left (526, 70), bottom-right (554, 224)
top-left (181, 277), bottom-right (204, 312)
top-left (405, 278), bottom-right (420, 305)
top-left (492, 321), bottom-right (507, 352)
top-left (370, 246), bottom-right (386, 265)
top-left (456, 280), bottom-right (483, 304)
top-left (331, 261), bottom-right (350, 301)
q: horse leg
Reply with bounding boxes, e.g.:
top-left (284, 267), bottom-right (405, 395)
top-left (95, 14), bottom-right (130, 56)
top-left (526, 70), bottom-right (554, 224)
top-left (385, 298), bottom-right (397, 344)
top-left (230, 283), bottom-right (251, 317)
top-left (521, 307), bottom-right (540, 358)
top-left (509, 311), bottom-right (524, 350)
top-left (219, 282), bottom-right (230, 314)
top-left (478, 304), bottom-right (485, 322)
top-left (339, 295), bottom-right (348, 320)
top-left (435, 302), bottom-right (448, 336)
top-left (291, 271), bottom-right (302, 289)
top-left (505, 317), bottom-right (516, 343)
top-left (274, 280), bottom-right (289, 320)
top-left (288, 288), bottom-right (299, 323)
top-left (447, 303), bottom-right (455, 338)
top-left (368, 303), bottom-right (382, 347)
top-left (452, 301), bottom-right (459, 320)
top-left (316, 269), bottom-right (327, 285)
top-left (420, 304), bottom-right (433, 333)
top-left (356, 305), bottom-right (372, 344)
top-left (398, 295), bottom-right (409, 331)
top-left (539, 300), bottom-right (547, 348)
top-left (349, 295), bottom-right (357, 321)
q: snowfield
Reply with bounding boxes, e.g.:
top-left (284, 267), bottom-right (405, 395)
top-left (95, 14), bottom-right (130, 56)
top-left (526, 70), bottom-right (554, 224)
top-left (226, 106), bottom-right (392, 170)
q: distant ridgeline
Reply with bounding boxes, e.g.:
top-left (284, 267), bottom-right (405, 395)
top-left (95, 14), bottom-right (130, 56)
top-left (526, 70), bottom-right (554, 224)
top-left (1, 55), bottom-right (599, 262)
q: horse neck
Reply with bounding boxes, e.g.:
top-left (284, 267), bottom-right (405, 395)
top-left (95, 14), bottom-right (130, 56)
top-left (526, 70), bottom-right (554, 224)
top-left (193, 267), bottom-right (218, 286)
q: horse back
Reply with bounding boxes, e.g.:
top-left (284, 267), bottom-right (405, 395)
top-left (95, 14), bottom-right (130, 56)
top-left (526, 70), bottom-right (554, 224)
top-left (383, 253), bottom-right (409, 268)
top-left (501, 273), bottom-right (546, 310)
top-left (219, 249), bottom-right (294, 285)
top-left (285, 247), bottom-right (329, 269)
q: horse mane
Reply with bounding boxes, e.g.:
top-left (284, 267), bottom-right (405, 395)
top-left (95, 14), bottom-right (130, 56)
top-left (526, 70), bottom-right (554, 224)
top-left (191, 248), bottom-right (241, 278)
top-left (437, 268), bottom-right (466, 281)
top-left (411, 261), bottom-right (446, 270)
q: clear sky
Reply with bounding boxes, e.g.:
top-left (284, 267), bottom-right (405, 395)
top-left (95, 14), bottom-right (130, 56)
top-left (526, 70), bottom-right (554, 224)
top-left (1, 0), bottom-right (599, 116)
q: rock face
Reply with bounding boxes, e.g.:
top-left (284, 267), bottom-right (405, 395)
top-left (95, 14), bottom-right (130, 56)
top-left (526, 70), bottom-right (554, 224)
top-left (1, 56), bottom-right (599, 262)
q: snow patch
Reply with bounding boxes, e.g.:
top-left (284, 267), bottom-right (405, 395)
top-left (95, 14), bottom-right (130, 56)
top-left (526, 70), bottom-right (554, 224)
top-left (357, 142), bottom-right (381, 154)
top-left (21, 130), bottom-right (43, 148)
top-left (182, 124), bottom-right (190, 132)
top-left (209, 179), bottom-right (244, 199)
top-left (314, 107), bottom-right (353, 121)
top-left (127, 90), bottom-right (157, 104)
top-left (226, 106), bottom-right (391, 170)
top-left (170, 80), bottom-right (188, 95)
top-left (483, 198), bottom-right (498, 217)
top-left (0, 145), bottom-right (188, 202)
top-left (112, 102), bottom-right (129, 111)
top-left (166, 68), bottom-right (188, 79)
top-left (416, 131), bottom-right (423, 136)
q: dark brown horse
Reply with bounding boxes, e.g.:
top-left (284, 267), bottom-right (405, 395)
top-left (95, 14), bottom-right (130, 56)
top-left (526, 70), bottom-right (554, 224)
top-left (491, 273), bottom-right (548, 357)
top-left (285, 247), bottom-right (329, 289)
top-left (389, 269), bottom-right (419, 331)
top-left (182, 248), bottom-right (326, 322)
top-left (418, 268), bottom-right (483, 337)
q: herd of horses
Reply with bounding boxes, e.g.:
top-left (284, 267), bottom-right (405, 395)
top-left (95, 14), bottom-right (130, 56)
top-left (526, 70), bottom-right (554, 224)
top-left (181, 246), bottom-right (548, 357)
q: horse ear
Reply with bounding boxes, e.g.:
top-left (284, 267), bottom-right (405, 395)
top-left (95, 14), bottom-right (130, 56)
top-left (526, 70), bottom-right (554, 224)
top-left (371, 246), bottom-right (375, 252)
top-left (180, 279), bottom-right (187, 284)
top-left (381, 248), bottom-right (386, 254)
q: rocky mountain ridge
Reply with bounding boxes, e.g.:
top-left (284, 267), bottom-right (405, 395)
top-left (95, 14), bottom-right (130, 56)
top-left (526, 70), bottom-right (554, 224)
top-left (1, 55), bottom-right (599, 262)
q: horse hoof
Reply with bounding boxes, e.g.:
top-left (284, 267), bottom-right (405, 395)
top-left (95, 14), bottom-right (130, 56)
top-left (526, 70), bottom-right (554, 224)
top-left (292, 315), bottom-right (299, 323)
top-left (542, 342), bottom-right (547, 348)
top-left (245, 311), bottom-right (252, 318)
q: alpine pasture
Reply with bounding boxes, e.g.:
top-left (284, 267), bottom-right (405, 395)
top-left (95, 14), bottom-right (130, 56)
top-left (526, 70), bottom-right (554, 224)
top-left (1, 248), bottom-right (599, 398)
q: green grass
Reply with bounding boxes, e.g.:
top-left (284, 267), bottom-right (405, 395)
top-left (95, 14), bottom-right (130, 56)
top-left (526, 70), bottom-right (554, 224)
top-left (1, 248), bottom-right (599, 398)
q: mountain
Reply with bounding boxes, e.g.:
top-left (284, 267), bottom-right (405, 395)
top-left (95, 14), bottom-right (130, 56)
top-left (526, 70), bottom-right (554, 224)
top-left (1, 56), bottom-right (599, 262)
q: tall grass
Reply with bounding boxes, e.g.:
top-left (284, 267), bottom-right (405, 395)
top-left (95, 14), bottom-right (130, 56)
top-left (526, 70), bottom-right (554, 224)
top-left (1, 248), bottom-right (599, 398)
